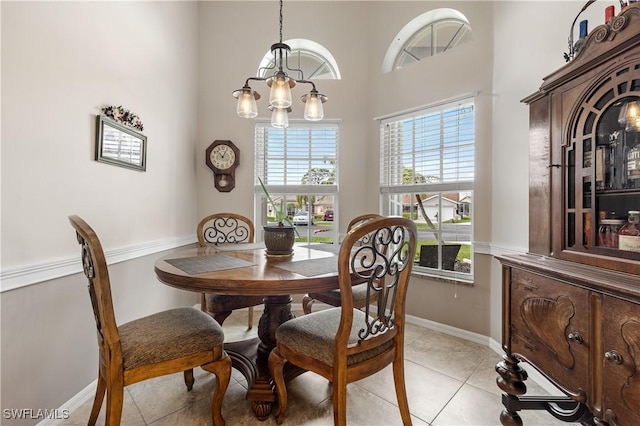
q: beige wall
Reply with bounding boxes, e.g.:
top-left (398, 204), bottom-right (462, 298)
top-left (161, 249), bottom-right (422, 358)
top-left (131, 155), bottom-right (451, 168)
top-left (1, 0), bottom-right (606, 421)
top-left (1, 1), bottom-right (200, 421)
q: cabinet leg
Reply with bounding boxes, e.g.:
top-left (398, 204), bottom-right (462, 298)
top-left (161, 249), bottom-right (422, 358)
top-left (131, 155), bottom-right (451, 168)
top-left (496, 354), bottom-right (527, 425)
top-left (496, 353), bottom-right (528, 396)
top-left (593, 417), bottom-right (610, 426)
top-left (496, 353), bottom-right (597, 426)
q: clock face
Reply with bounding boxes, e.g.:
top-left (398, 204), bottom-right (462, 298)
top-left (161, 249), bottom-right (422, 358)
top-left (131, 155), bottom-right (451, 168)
top-left (210, 144), bottom-right (237, 171)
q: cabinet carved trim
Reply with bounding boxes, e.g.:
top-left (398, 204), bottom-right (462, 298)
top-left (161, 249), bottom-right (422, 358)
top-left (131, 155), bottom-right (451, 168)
top-left (621, 320), bottom-right (640, 412)
top-left (521, 296), bottom-right (576, 369)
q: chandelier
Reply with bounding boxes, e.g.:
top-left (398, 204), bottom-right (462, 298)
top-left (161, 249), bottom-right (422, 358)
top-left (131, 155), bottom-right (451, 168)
top-left (232, 0), bottom-right (327, 128)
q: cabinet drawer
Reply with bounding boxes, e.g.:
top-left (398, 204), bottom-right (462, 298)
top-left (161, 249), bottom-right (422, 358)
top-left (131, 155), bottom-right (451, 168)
top-left (602, 296), bottom-right (640, 426)
top-left (509, 269), bottom-right (590, 394)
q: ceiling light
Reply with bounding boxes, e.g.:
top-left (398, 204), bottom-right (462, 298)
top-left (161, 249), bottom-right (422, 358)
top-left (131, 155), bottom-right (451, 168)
top-left (232, 0), bottom-right (327, 128)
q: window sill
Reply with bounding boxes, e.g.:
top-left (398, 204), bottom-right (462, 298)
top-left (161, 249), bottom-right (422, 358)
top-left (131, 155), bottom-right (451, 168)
top-left (410, 270), bottom-right (474, 287)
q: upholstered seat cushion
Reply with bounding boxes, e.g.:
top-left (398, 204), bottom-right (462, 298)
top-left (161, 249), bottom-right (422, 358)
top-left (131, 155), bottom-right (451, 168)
top-left (119, 308), bottom-right (224, 370)
top-left (275, 308), bottom-right (394, 366)
top-left (308, 282), bottom-right (370, 306)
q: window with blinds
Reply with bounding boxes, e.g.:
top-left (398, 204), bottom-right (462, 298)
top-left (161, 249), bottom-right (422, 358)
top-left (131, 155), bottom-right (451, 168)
top-left (380, 98), bottom-right (474, 280)
top-left (255, 122), bottom-right (339, 243)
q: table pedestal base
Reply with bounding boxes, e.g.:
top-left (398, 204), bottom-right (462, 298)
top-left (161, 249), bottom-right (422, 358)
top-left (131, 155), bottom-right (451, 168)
top-left (224, 295), bottom-right (305, 420)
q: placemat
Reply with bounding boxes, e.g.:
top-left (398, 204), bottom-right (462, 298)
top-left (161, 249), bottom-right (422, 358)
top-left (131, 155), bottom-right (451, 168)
top-left (299, 243), bottom-right (341, 254)
top-left (165, 254), bottom-right (255, 275)
top-left (273, 256), bottom-right (338, 277)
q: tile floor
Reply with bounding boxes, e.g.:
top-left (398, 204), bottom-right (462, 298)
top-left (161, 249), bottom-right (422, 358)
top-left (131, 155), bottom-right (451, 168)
top-left (61, 309), bottom-right (581, 426)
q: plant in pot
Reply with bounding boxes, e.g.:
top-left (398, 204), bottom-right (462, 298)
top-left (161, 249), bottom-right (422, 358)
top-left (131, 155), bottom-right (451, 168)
top-left (259, 177), bottom-right (297, 255)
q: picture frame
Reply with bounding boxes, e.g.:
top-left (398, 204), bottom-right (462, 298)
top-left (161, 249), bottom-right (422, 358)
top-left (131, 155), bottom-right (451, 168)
top-left (95, 115), bottom-right (147, 171)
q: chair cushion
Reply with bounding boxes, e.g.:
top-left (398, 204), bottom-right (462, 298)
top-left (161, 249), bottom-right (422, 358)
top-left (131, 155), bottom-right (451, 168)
top-left (309, 283), bottom-right (370, 307)
top-left (119, 307), bottom-right (224, 370)
top-left (275, 308), bottom-right (394, 367)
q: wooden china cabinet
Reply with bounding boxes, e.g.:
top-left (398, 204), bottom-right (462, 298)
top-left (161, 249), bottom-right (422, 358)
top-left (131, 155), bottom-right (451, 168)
top-left (496, 4), bottom-right (640, 426)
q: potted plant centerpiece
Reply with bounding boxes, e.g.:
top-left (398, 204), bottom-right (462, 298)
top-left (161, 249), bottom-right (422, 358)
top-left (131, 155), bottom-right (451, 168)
top-left (259, 177), bottom-right (297, 256)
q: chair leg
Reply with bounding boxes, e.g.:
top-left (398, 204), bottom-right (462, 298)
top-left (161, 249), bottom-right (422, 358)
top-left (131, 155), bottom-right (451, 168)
top-left (268, 348), bottom-right (288, 425)
top-left (392, 358), bottom-right (412, 425)
top-left (247, 306), bottom-right (254, 330)
top-left (183, 368), bottom-right (195, 391)
top-left (302, 294), bottom-right (315, 314)
top-left (201, 293), bottom-right (207, 311)
top-left (104, 378), bottom-right (124, 426)
top-left (88, 373), bottom-right (106, 426)
top-left (332, 371), bottom-right (348, 426)
top-left (202, 352), bottom-right (232, 426)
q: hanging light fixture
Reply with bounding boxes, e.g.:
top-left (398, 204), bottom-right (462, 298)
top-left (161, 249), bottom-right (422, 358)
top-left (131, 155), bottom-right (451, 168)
top-left (618, 99), bottom-right (640, 132)
top-left (232, 0), bottom-right (327, 128)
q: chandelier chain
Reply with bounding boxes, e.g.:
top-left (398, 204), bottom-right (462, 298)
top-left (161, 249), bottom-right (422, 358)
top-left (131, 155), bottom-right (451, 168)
top-left (279, 0), bottom-right (283, 44)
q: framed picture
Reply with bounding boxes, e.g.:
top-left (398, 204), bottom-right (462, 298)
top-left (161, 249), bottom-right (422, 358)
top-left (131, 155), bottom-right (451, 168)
top-left (95, 115), bottom-right (147, 171)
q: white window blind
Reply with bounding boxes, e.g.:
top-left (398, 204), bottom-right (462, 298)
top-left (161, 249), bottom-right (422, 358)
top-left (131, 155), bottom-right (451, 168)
top-left (380, 98), bottom-right (474, 192)
top-left (255, 122), bottom-right (339, 194)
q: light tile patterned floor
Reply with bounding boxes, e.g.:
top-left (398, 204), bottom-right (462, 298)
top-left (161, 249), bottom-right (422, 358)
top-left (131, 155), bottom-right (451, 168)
top-left (60, 309), bottom-right (581, 426)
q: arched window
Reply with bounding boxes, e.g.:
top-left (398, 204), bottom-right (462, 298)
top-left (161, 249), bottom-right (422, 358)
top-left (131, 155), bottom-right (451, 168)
top-left (258, 39), bottom-right (341, 80)
top-left (383, 8), bottom-right (471, 73)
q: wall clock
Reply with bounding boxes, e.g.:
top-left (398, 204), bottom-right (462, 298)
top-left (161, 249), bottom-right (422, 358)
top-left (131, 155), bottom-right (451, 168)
top-left (205, 140), bottom-right (239, 192)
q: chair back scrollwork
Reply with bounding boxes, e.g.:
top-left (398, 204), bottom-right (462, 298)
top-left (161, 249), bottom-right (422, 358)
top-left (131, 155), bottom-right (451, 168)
top-left (197, 213), bottom-right (255, 247)
top-left (339, 217), bottom-right (417, 344)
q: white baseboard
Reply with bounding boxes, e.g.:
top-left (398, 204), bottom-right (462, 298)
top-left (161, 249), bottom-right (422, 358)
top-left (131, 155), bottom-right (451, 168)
top-left (37, 380), bottom-right (97, 426)
top-left (404, 314), bottom-right (560, 395)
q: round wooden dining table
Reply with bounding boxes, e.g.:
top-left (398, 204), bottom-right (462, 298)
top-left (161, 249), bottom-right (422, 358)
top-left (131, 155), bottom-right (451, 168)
top-left (154, 242), bottom-right (344, 420)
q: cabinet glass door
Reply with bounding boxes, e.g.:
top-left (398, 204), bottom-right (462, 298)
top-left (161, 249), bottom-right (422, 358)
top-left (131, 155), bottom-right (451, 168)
top-left (566, 62), bottom-right (640, 263)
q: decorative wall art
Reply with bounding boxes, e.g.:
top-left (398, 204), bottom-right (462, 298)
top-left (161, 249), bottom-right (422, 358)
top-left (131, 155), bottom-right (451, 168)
top-left (95, 106), bottom-right (146, 171)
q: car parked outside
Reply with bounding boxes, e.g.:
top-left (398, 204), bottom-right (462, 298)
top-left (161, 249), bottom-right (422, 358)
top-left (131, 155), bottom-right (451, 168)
top-left (324, 210), bottom-right (334, 221)
top-left (293, 211), bottom-right (314, 226)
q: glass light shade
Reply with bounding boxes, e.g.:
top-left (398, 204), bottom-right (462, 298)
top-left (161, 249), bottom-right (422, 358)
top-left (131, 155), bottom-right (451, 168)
top-left (269, 74), bottom-right (292, 108)
top-left (303, 93), bottom-right (324, 121)
top-left (271, 107), bottom-right (289, 128)
top-left (618, 100), bottom-right (640, 126)
top-left (236, 89), bottom-right (258, 119)
top-left (627, 117), bottom-right (640, 132)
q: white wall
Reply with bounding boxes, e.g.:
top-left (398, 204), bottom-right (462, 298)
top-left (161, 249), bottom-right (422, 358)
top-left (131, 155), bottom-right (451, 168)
top-left (1, 1), bottom-right (200, 420)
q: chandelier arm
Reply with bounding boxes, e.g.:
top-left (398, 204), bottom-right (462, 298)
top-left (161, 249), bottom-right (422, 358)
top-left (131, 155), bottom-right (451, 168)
top-left (294, 79), bottom-right (317, 91)
top-left (245, 76), bottom-right (269, 86)
top-left (258, 62), bottom-right (278, 78)
top-left (284, 54), bottom-right (305, 81)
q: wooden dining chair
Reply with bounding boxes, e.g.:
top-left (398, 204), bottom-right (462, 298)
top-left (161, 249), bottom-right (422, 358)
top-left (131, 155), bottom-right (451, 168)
top-left (197, 213), bottom-right (264, 329)
top-left (269, 216), bottom-right (418, 425)
top-left (69, 215), bottom-right (232, 426)
top-left (301, 213), bottom-right (382, 314)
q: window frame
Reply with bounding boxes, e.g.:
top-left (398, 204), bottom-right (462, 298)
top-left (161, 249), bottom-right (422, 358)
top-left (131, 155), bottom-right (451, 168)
top-left (258, 38), bottom-right (341, 80)
top-left (254, 120), bottom-right (340, 243)
top-left (379, 97), bottom-right (475, 282)
top-left (382, 8), bottom-right (471, 73)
